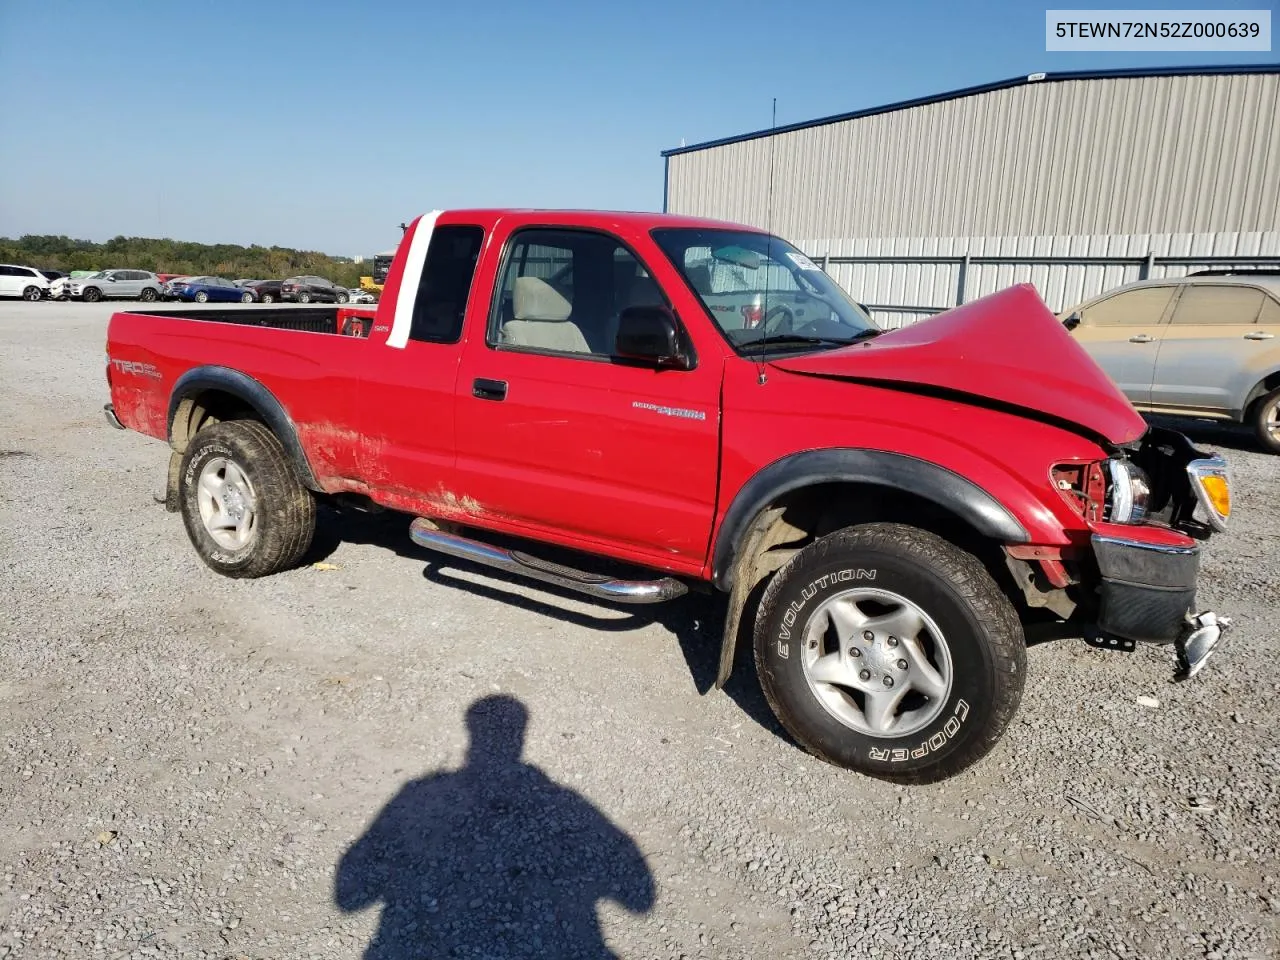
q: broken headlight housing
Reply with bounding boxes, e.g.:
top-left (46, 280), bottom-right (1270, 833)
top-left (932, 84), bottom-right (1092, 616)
top-left (1104, 457), bottom-right (1151, 524)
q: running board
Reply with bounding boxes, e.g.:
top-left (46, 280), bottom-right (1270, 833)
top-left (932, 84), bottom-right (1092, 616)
top-left (409, 519), bottom-right (687, 604)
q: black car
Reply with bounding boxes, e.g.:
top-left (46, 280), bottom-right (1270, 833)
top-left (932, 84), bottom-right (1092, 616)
top-left (280, 275), bottom-right (350, 304)
top-left (249, 280), bottom-right (285, 304)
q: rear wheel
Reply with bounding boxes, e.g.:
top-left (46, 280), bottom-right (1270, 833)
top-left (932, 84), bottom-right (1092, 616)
top-left (22, 286), bottom-right (43, 302)
top-left (178, 420), bottom-right (316, 578)
top-left (82, 287), bottom-right (102, 303)
top-left (753, 523), bottom-right (1025, 783)
top-left (139, 287), bottom-right (158, 302)
top-left (194, 291), bottom-right (209, 303)
top-left (298, 291), bottom-right (312, 304)
top-left (336, 292), bottom-right (349, 304)
top-left (1250, 386), bottom-right (1280, 454)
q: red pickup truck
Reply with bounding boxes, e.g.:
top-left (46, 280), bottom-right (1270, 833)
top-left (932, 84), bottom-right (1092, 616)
top-left (105, 209), bottom-right (1232, 782)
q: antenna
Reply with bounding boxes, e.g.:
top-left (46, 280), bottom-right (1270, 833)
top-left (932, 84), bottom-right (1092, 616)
top-left (757, 97), bottom-right (779, 386)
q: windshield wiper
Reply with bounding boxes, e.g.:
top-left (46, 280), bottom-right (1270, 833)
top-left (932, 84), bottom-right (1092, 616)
top-left (741, 329), bottom-right (882, 352)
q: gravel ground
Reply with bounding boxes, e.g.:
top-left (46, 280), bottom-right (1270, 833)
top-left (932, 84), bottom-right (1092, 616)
top-left (1, 300), bottom-right (1277, 960)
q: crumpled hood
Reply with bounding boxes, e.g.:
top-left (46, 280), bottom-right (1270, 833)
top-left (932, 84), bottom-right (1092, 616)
top-left (770, 283), bottom-right (1146, 444)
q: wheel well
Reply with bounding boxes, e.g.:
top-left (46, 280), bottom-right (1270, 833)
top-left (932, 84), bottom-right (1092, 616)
top-left (1244, 371), bottom-right (1280, 414)
top-left (169, 389), bottom-right (260, 453)
top-left (711, 479), bottom-right (1022, 689)
top-left (734, 480), bottom-right (1007, 588)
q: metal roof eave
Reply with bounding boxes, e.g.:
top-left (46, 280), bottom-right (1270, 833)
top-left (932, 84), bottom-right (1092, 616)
top-left (659, 63), bottom-right (1280, 158)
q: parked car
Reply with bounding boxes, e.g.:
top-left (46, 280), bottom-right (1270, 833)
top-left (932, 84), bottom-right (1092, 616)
top-left (281, 275), bottom-right (349, 303)
top-left (0, 264), bottom-right (52, 301)
top-left (1064, 275), bottom-right (1280, 453)
top-left (233, 279), bottom-right (260, 287)
top-left (161, 276), bottom-right (199, 300)
top-left (48, 275), bottom-right (72, 300)
top-left (173, 276), bottom-right (257, 303)
top-left (346, 287), bottom-right (377, 304)
top-left (248, 280), bottom-right (284, 304)
top-left (71, 269), bottom-right (162, 303)
top-left (104, 209), bottom-right (1232, 784)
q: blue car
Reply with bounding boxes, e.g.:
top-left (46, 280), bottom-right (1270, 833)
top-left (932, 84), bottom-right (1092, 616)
top-left (175, 276), bottom-right (257, 303)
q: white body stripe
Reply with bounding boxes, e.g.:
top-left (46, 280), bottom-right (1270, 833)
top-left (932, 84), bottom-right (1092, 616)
top-left (387, 210), bottom-right (442, 349)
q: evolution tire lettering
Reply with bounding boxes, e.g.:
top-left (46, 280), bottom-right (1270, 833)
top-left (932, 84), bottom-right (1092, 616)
top-left (777, 568), bottom-right (879, 641)
top-left (867, 699), bottom-right (970, 762)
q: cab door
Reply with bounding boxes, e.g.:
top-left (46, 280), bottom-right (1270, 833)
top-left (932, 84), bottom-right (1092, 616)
top-left (1069, 284), bottom-right (1178, 408)
top-left (1150, 283), bottom-right (1270, 415)
top-left (452, 226), bottom-right (722, 569)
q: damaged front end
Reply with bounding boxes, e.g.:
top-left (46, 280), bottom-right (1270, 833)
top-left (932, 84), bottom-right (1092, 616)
top-left (1011, 427), bottom-right (1232, 680)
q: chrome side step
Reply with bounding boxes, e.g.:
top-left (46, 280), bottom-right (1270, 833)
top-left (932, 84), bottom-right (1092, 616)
top-left (409, 518), bottom-right (687, 604)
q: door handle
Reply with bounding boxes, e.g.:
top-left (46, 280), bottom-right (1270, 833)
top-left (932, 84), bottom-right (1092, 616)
top-left (1128, 334), bottom-right (1154, 343)
top-left (472, 378), bottom-right (508, 401)
top-left (1244, 331), bottom-right (1275, 340)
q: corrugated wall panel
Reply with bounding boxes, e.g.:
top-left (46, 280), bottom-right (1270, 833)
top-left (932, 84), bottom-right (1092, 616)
top-left (667, 73), bottom-right (1280, 241)
top-left (802, 231), bottom-right (1277, 325)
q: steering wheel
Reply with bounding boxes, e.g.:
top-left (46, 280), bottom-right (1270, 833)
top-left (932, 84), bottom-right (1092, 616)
top-left (762, 304), bottom-right (795, 335)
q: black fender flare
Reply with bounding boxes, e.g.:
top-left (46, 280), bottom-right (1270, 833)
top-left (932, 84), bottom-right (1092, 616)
top-left (711, 448), bottom-right (1029, 592)
top-left (167, 366), bottom-right (320, 490)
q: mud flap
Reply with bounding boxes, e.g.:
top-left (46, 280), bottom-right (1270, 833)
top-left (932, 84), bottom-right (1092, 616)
top-left (156, 451), bottom-right (182, 512)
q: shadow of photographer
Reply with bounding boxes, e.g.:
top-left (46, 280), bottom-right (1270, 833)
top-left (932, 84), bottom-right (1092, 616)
top-left (335, 695), bottom-right (655, 959)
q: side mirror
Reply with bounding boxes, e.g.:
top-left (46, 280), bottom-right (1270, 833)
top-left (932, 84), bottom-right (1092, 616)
top-left (106, 274), bottom-right (117, 282)
top-left (615, 305), bottom-right (691, 370)
top-left (1063, 312), bottom-right (1081, 330)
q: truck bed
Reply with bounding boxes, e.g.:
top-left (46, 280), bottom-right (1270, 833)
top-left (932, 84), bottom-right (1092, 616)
top-left (129, 307), bottom-right (372, 336)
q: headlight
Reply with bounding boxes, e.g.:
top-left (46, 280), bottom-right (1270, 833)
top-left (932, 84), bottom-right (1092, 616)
top-left (1104, 458), bottom-right (1151, 524)
top-left (1186, 456), bottom-right (1230, 531)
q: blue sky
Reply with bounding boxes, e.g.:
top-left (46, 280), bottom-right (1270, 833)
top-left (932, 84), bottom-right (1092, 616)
top-left (0, 0), bottom-right (1274, 256)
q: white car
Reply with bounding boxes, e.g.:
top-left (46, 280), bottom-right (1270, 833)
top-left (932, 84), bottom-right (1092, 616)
top-left (347, 287), bottom-right (377, 304)
top-left (0, 264), bottom-right (51, 301)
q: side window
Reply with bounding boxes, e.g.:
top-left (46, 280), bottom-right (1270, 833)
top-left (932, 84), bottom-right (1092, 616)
top-left (490, 229), bottom-right (667, 357)
top-left (408, 225), bottom-right (485, 344)
top-left (1259, 295), bottom-right (1280, 326)
top-left (0, 266), bottom-right (15, 277)
top-left (1169, 285), bottom-right (1266, 326)
top-left (1082, 286), bottom-right (1175, 327)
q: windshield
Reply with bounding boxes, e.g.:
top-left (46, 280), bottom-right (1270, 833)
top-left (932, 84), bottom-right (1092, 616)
top-left (651, 228), bottom-right (877, 353)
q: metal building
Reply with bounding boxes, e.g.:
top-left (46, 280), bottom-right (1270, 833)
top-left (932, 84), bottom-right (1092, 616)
top-left (662, 65), bottom-right (1280, 327)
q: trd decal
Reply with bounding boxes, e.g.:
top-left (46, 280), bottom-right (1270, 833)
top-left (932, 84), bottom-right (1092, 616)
top-left (109, 359), bottom-right (162, 379)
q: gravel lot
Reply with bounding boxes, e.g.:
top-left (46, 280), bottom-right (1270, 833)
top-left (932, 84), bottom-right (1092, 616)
top-left (1, 300), bottom-right (1277, 960)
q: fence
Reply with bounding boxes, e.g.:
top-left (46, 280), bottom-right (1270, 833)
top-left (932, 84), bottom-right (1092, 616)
top-left (803, 239), bottom-right (1280, 328)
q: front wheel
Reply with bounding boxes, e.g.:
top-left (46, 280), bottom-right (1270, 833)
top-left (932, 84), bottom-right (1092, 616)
top-left (1250, 386), bottom-right (1280, 454)
top-left (754, 522), bottom-right (1025, 783)
top-left (178, 420), bottom-right (316, 578)
top-left (82, 287), bottom-right (102, 303)
top-left (22, 286), bottom-right (43, 302)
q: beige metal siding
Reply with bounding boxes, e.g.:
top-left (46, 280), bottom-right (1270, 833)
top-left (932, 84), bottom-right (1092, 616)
top-left (666, 73), bottom-right (1280, 242)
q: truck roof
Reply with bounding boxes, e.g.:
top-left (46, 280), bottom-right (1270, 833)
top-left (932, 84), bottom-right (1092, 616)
top-left (434, 208), bottom-right (765, 233)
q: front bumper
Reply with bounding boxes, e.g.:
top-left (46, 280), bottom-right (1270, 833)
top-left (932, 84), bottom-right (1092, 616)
top-left (1092, 534), bottom-right (1199, 644)
top-left (1090, 533), bottom-right (1229, 678)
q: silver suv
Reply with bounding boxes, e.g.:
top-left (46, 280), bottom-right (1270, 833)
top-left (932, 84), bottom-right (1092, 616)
top-left (71, 270), bottom-right (163, 303)
top-left (1065, 274), bottom-right (1280, 452)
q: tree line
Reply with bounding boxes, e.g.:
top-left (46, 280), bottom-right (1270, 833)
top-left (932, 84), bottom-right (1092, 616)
top-left (0, 234), bottom-right (371, 288)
